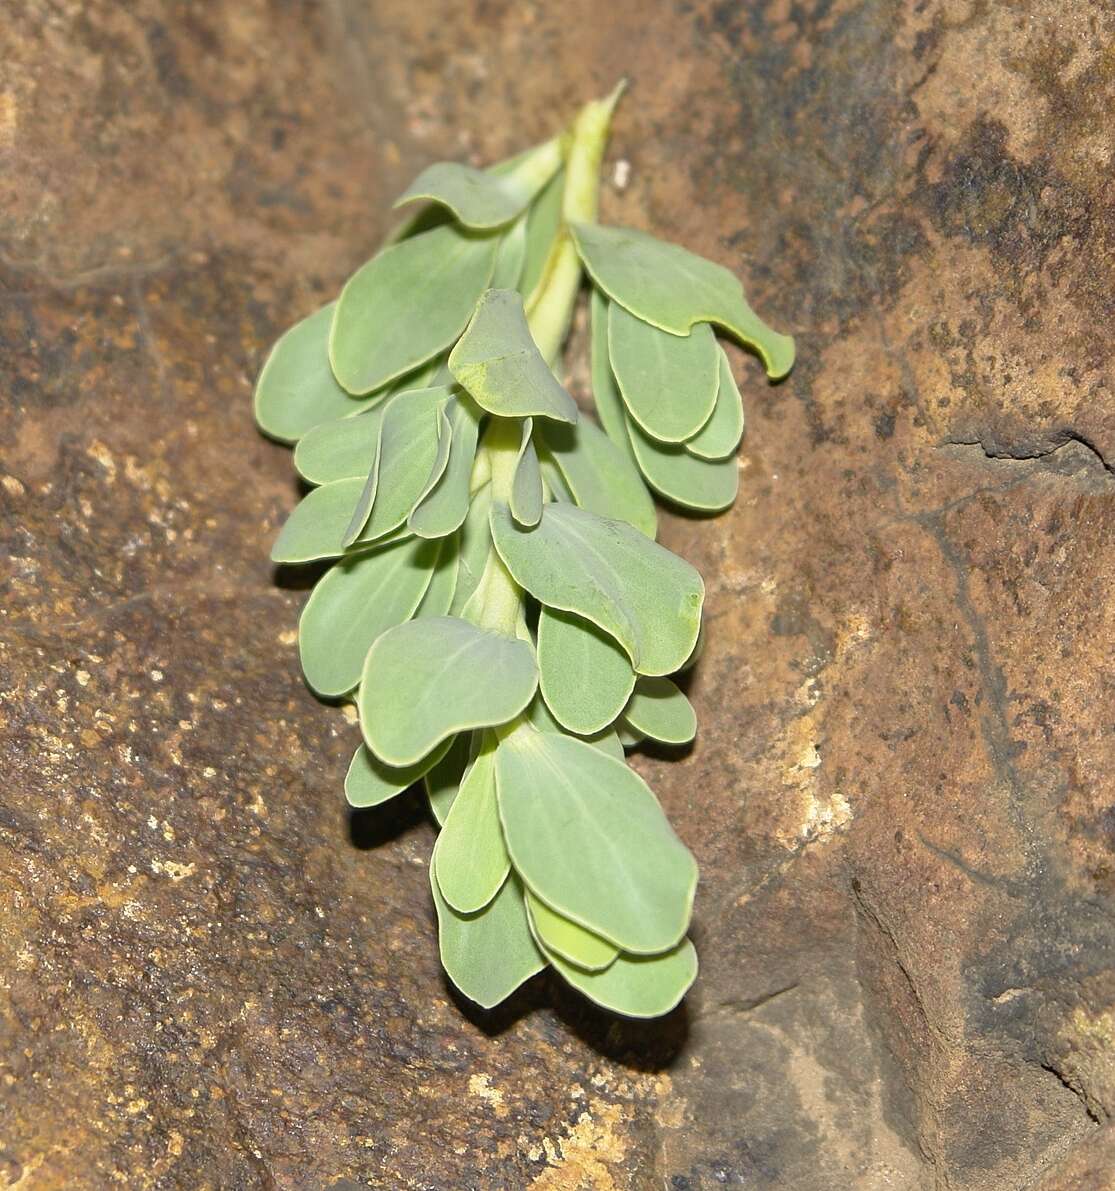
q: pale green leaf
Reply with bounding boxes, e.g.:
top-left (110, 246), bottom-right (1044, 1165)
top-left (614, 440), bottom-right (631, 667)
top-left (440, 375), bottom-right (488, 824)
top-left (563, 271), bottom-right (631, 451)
top-left (359, 616), bottom-right (538, 766)
top-left (616, 724), bottom-right (645, 750)
top-left (448, 289), bottom-right (578, 423)
top-left (414, 533), bottom-right (459, 619)
top-left (490, 501), bottom-right (703, 677)
top-left (434, 742), bottom-right (510, 914)
top-left (550, 938), bottom-right (697, 1018)
top-left (431, 854), bottom-right (546, 1009)
top-left (623, 676), bottom-right (696, 745)
top-left (346, 386), bottom-right (450, 544)
top-left (409, 394), bottom-right (483, 539)
top-left (425, 732), bottom-right (473, 826)
top-left (294, 405), bottom-right (384, 485)
top-left (345, 738), bottom-right (451, 809)
top-left (539, 417), bottom-right (656, 538)
top-left (525, 889), bottom-right (618, 973)
top-left (271, 477), bottom-right (367, 564)
top-left (490, 217), bottom-right (528, 290)
top-left (448, 482), bottom-right (492, 616)
top-left (538, 455), bottom-right (573, 503)
top-left (537, 607), bottom-right (634, 735)
top-left (510, 419), bottom-right (543, 528)
top-left (627, 418), bottom-right (739, 512)
top-left (254, 303), bottom-right (362, 443)
top-left (687, 347), bottom-right (745, 461)
top-left (571, 222), bottom-right (795, 379)
top-left (330, 224), bottom-right (498, 394)
top-left (526, 697), bottom-right (625, 762)
top-left (299, 535), bottom-right (440, 696)
top-left (519, 166), bottom-right (565, 301)
top-left (589, 287), bottom-right (636, 456)
top-left (608, 301), bottom-right (719, 443)
top-left (394, 162), bottom-right (527, 229)
top-left (495, 727), bottom-right (698, 953)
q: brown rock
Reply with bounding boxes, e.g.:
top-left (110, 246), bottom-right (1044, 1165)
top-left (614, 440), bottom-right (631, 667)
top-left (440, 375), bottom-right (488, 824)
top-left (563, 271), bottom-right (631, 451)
top-left (1, 1), bottom-right (1112, 1187)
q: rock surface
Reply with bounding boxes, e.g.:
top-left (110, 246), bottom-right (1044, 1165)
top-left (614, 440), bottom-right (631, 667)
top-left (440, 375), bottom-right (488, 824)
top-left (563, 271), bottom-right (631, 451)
top-left (1, 1), bottom-right (1112, 1187)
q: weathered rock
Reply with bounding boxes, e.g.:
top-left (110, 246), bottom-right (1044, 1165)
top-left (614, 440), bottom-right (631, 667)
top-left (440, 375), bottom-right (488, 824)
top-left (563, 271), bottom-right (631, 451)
top-left (1, 1), bottom-right (1112, 1187)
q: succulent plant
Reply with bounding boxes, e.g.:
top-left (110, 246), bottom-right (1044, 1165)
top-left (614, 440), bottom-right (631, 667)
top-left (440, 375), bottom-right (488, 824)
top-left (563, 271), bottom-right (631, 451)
top-left (255, 84), bottom-right (794, 1018)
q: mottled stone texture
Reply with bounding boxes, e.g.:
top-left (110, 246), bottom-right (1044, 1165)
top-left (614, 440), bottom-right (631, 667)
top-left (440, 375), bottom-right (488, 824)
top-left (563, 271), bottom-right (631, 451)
top-left (0, 1), bottom-right (1112, 1187)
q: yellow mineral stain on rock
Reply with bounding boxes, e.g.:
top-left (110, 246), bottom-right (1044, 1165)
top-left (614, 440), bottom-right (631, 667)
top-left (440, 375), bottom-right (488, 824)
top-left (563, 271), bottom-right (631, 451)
top-left (468, 1073), bottom-right (508, 1118)
top-left (530, 1099), bottom-right (630, 1190)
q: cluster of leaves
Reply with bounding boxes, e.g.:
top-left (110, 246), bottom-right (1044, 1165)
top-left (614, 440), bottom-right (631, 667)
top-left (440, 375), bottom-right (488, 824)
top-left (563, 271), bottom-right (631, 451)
top-left (255, 92), bottom-right (793, 1019)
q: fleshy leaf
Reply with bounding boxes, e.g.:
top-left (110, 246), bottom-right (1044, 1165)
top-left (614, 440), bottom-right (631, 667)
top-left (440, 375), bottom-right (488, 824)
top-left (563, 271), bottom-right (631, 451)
top-left (294, 406), bottom-right (384, 487)
top-left (491, 217), bottom-right (528, 290)
top-left (525, 889), bottom-right (618, 973)
top-left (527, 696), bottom-right (625, 762)
top-left (434, 742), bottom-right (510, 914)
top-left (448, 289), bottom-right (578, 423)
top-left (550, 938), bottom-right (697, 1018)
top-left (686, 346), bottom-right (745, 461)
top-left (571, 222), bottom-right (795, 379)
top-left (425, 733), bottom-right (473, 826)
top-left (622, 676), bottom-right (697, 745)
top-left (271, 477), bottom-right (369, 564)
top-left (331, 224), bottom-right (498, 394)
top-left (520, 167), bottom-right (565, 301)
top-left (537, 606), bottom-right (635, 735)
top-left (539, 417), bottom-right (656, 539)
top-left (608, 302), bottom-right (719, 443)
top-left (414, 533), bottom-right (459, 619)
top-left (448, 482), bottom-right (493, 616)
top-left (409, 394), bottom-right (483, 539)
top-left (431, 855), bottom-right (546, 1009)
top-left (345, 739), bottom-right (451, 809)
top-left (347, 386), bottom-right (450, 544)
top-left (299, 535), bottom-right (440, 697)
top-left (490, 501), bottom-right (703, 676)
top-left (359, 616), bottom-right (538, 766)
top-left (394, 162), bottom-right (528, 229)
top-left (495, 727), bottom-right (698, 953)
top-left (254, 303), bottom-right (362, 443)
top-left (627, 418), bottom-right (739, 513)
top-left (616, 723), bottom-right (645, 750)
top-left (510, 419), bottom-right (543, 528)
top-left (589, 287), bottom-right (636, 456)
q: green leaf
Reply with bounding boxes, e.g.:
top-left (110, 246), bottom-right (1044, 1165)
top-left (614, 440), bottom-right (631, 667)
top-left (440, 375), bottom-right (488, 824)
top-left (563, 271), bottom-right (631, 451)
top-left (538, 455), bottom-right (574, 503)
top-left (550, 938), bottom-right (697, 1018)
top-left (537, 607), bottom-right (634, 735)
top-left (345, 738), bottom-right (451, 809)
top-left (519, 167), bottom-right (565, 301)
top-left (431, 855), bottom-right (546, 1009)
top-left (538, 417), bottom-right (656, 539)
top-left (294, 405), bottom-right (384, 485)
top-left (490, 217), bottom-right (528, 290)
top-left (299, 535), bottom-right (440, 697)
top-left (616, 723), bottom-right (645, 750)
top-left (434, 742), bottom-right (510, 914)
top-left (627, 418), bottom-right (739, 512)
top-left (448, 482), bottom-right (492, 616)
top-left (510, 419), bottom-right (543, 528)
top-left (254, 303), bottom-right (362, 443)
top-left (571, 222), bottom-right (795, 379)
top-left (330, 223), bottom-right (498, 394)
top-left (425, 732), bottom-right (473, 826)
top-left (414, 533), bottom-right (459, 619)
top-left (359, 616), bottom-right (538, 766)
top-left (525, 889), bottom-right (618, 972)
top-left (589, 287), bottom-right (636, 456)
top-left (495, 727), bottom-right (698, 953)
top-left (622, 676), bottom-right (696, 745)
top-left (526, 696), bottom-right (625, 762)
top-left (409, 394), bottom-right (483, 539)
top-left (608, 301), bottom-right (719, 443)
top-left (490, 501), bottom-right (703, 676)
top-left (271, 477), bottom-right (368, 564)
top-left (448, 289), bottom-right (578, 423)
top-left (394, 162), bottom-right (529, 230)
top-left (346, 386), bottom-right (450, 544)
top-left (687, 347), bottom-right (745, 461)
